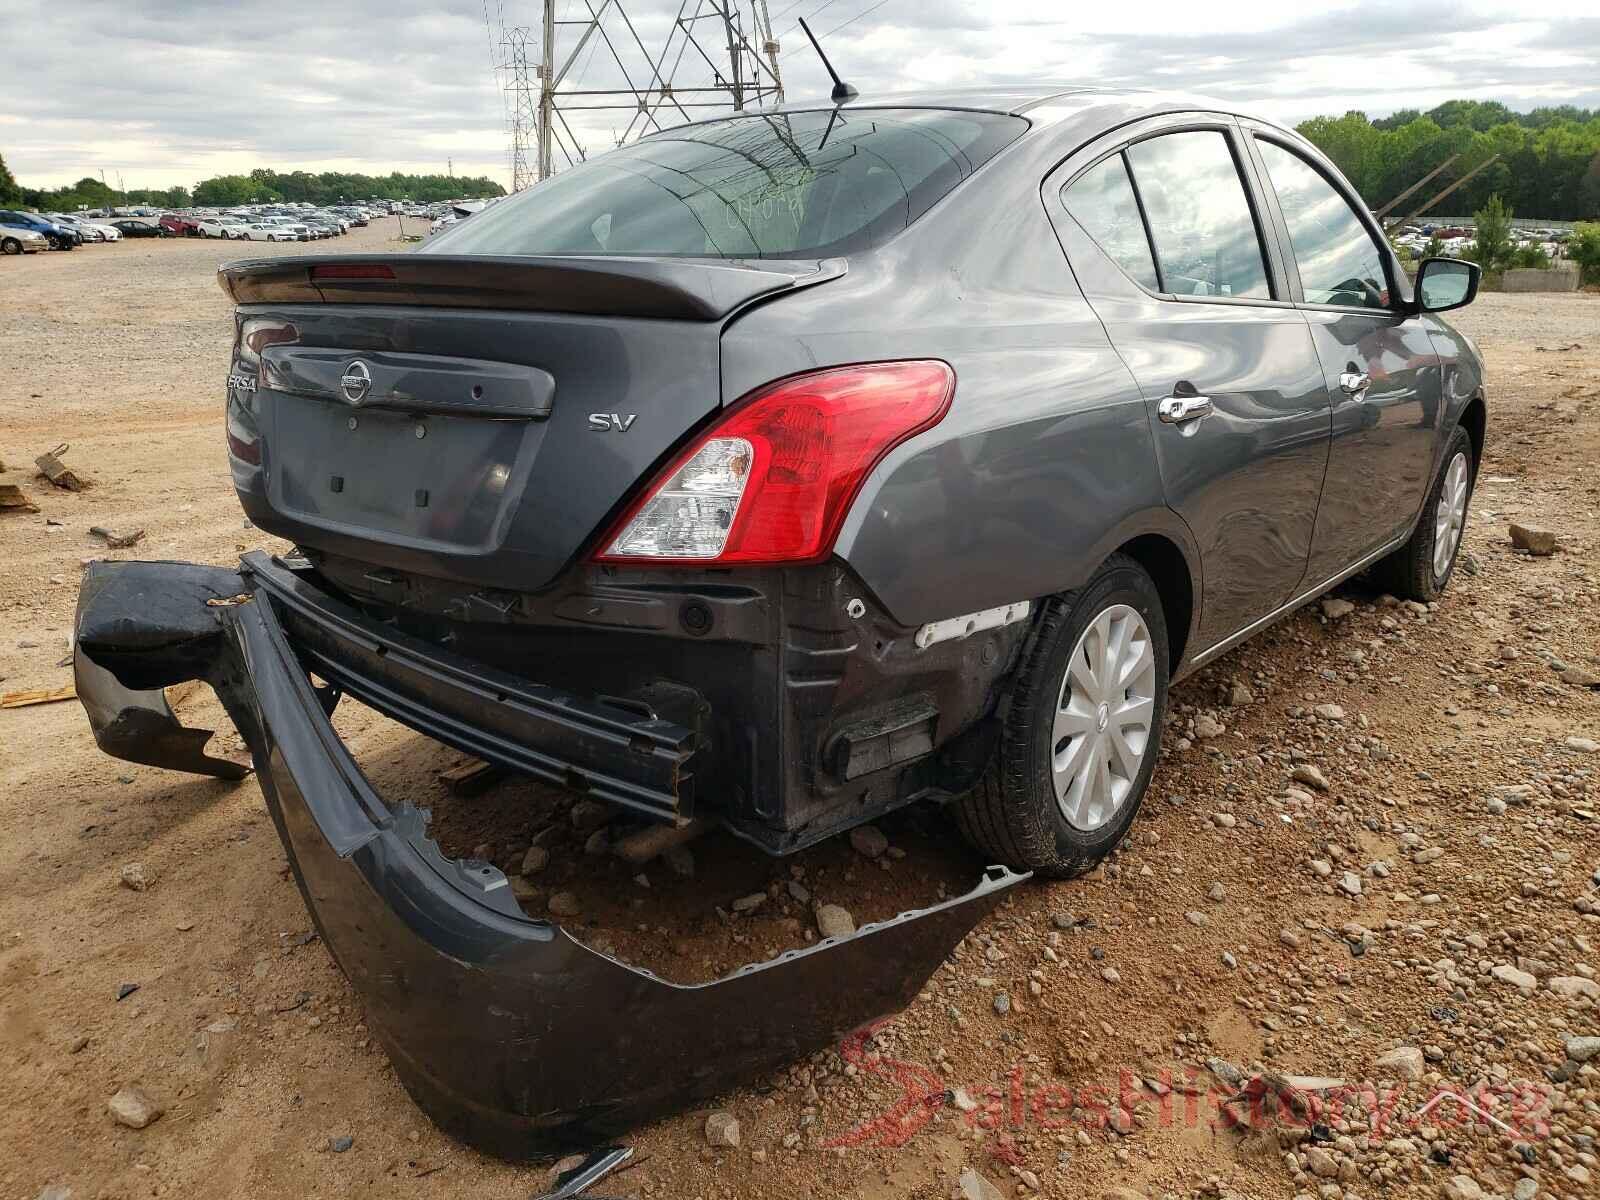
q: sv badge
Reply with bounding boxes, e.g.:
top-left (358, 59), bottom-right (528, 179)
top-left (588, 413), bottom-right (638, 432)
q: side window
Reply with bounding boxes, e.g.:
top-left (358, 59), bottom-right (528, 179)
top-left (1256, 141), bottom-right (1389, 309)
top-left (1061, 155), bottom-right (1160, 292)
top-left (1125, 132), bottom-right (1272, 300)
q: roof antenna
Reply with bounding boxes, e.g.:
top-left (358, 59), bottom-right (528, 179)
top-left (798, 17), bottom-right (858, 103)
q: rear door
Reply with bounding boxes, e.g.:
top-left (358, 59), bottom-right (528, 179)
top-left (1241, 128), bottom-right (1444, 580)
top-left (1046, 119), bottom-right (1331, 651)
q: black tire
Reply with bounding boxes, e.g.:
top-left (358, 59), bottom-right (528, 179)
top-left (1368, 425), bottom-right (1475, 602)
top-left (1, 236), bottom-right (20, 256)
top-left (955, 554), bottom-right (1169, 878)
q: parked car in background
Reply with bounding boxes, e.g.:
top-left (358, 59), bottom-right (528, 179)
top-left (45, 214), bottom-right (107, 243)
top-left (198, 216), bottom-right (250, 239)
top-left (47, 215), bottom-right (96, 242)
top-left (110, 218), bottom-right (168, 238)
top-left (0, 209), bottom-right (77, 249)
top-left (159, 214), bottom-right (202, 237)
top-left (0, 226), bottom-right (49, 254)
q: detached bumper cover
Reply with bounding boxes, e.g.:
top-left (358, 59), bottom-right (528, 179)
top-left (73, 556), bottom-right (1025, 1158)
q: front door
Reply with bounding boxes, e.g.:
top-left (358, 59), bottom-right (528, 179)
top-left (1245, 134), bottom-right (1444, 579)
top-left (1051, 125), bottom-right (1331, 649)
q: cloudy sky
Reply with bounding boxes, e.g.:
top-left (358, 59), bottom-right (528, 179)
top-left (3, 0), bottom-right (1597, 191)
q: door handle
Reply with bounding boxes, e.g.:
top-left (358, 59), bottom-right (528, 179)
top-left (1158, 394), bottom-right (1214, 424)
top-left (1340, 370), bottom-right (1371, 396)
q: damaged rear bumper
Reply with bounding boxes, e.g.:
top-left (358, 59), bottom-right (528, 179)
top-left (73, 556), bottom-right (1025, 1158)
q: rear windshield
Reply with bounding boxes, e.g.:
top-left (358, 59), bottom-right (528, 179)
top-left (426, 107), bottom-right (1028, 260)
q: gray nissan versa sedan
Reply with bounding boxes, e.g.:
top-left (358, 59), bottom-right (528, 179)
top-left (74, 87), bottom-right (1484, 1155)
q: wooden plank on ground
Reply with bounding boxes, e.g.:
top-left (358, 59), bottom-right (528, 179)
top-left (0, 479), bottom-right (39, 513)
top-left (438, 758), bottom-right (506, 796)
top-left (35, 444), bottom-right (88, 492)
top-left (2, 683), bottom-right (77, 709)
top-left (613, 816), bottom-right (709, 865)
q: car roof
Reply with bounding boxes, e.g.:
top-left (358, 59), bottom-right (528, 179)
top-left (650, 85), bottom-right (1289, 141)
top-left (770, 85), bottom-right (1139, 115)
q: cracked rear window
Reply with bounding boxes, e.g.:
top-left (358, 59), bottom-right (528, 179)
top-left (428, 108), bottom-right (1028, 259)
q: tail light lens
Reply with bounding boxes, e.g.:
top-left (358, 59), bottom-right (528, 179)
top-left (596, 360), bottom-right (954, 565)
top-left (236, 317), bottom-right (298, 372)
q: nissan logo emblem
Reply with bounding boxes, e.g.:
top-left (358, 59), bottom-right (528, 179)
top-left (339, 360), bottom-right (373, 405)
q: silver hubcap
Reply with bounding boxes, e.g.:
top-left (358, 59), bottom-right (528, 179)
top-left (1432, 451), bottom-right (1469, 579)
top-left (1053, 603), bottom-right (1157, 832)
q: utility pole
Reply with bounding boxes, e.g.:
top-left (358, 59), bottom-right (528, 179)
top-left (1375, 154), bottom-right (1458, 223)
top-left (755, 0), bottom-right (783, 104)
top-left (1393, 154), bottom-right (1503, 228)
top-left (539, 0), bottom-right (556, 180)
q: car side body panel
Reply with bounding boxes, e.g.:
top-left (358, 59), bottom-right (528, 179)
top-left (1233, 122), bottom-right (1454, 580)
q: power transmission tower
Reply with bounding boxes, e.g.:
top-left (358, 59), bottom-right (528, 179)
top-left (502, 25), bottom-right (540, 192)
top-left (494, 0), bottom-right (786, 189)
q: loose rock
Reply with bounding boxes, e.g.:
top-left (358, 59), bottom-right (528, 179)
top-left (1491, 964), bottom-right (1537, 990)
top-left (520, 845), bottom-right (549, 875)
top-left (107, 1085), bottom-right (164, 1129)
top-left (849, 824), bottom-right (888, 859)
top-left (118, 862), bottom-right (152, 892)
top-left (1509, 524), bottom-right (1557, 555)
top-left (704, 1110), bottom-right (740, 1148)
top-left (1292, 764), bottom-right (1330, 792)
top-left (547, 891), bottom-right (582, 917)
top-left (1374, 1046), bottom-right (1425, 1080)
top-left (958, 1168), bottom-right (1005, 1200)
top-left (814, 904), bottom-right (855, 939)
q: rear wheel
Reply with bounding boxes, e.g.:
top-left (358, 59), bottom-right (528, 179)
top-left (956, 554), bottom-right (1168, 877)
top-left (1369, 425), bottom-right (1475, 602)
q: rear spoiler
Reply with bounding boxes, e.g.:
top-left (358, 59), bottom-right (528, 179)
top-left (217, 254), bottom-right (841, 322)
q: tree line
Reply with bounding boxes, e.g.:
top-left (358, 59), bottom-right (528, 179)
top-left (1296, 100), bottom-right (1600, 221)
top-left (6, 98), bottom-right (1599, 220)
top-left (0, 159), bottom-right (503, 212)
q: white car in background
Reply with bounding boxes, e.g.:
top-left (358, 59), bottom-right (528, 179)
top-left (238, 222), bottom-right (298, 241)
top-left (45, 214), bottom-right (103, 243)
top-left (198, 216), bottom-right (250, 239)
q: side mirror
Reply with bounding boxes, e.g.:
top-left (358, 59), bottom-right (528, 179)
top-left (1413, 257), bottom-right (1480, 313)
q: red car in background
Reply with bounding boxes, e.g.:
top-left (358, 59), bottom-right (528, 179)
top-left (159, 213), bottom-right (202, 237)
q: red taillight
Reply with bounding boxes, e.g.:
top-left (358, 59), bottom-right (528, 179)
top-left (310, 263), bottom-right (396, 280)
top-left (595, 360), bottom-right (954, 566)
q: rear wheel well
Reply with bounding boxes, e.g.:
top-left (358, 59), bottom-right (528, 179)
top-left (1459, 395), bottom-right (1486, 469)
top-left (1117, 534), bottom-right (1193, 672)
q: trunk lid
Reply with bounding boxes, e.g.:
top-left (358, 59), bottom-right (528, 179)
top-left (222, 255), bottom-right (837, 595)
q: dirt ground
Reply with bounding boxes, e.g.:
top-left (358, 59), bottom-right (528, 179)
top-left (2, 223), bottom-right (1597, 1200)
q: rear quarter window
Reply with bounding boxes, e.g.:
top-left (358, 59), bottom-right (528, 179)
top-left (428, 108), bottom-right (1028, 260)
